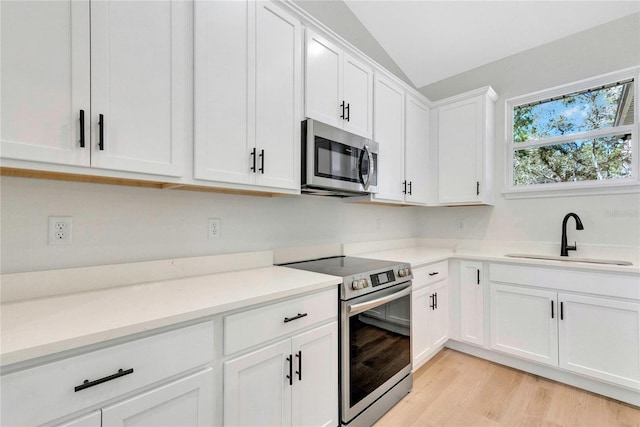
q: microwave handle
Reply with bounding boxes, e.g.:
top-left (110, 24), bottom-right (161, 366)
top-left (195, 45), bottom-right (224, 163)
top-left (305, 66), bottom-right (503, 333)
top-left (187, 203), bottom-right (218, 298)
top-left (348, 285), bottom-right (411, 316)
top-left (359, 144), bottom-right (374, 190)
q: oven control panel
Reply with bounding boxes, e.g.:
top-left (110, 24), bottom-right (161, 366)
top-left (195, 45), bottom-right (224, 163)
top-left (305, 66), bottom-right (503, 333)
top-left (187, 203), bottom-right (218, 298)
top-left (370, 270), bottom-right (395, 287)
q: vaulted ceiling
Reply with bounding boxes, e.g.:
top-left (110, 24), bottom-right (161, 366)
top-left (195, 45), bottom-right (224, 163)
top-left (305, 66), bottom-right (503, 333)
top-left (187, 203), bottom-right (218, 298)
top-left (344, 1), bottom-right (640, 88)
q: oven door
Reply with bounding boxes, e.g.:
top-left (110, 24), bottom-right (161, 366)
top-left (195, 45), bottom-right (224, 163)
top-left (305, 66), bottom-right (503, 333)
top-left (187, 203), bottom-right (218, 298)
top-left (341, 282), bottom-right (412, 424)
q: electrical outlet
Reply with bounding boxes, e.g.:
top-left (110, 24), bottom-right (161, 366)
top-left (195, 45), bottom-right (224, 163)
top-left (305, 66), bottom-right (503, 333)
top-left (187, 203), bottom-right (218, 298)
top-left (48, 216), bottom-right (72, 245)
top-left (208, 218), bottom-right (221, 239)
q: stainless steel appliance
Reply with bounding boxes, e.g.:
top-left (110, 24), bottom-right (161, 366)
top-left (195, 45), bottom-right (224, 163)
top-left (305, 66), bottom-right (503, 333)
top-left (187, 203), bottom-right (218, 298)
top-left (301, 119), bottom-right (378, 197)
top-left (282, 256), bottom-right (413, 426)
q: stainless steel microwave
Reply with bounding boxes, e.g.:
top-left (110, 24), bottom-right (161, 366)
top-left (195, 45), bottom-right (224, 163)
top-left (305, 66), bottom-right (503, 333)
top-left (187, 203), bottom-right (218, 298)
top-left (301, 119), bottom-right (378, 197)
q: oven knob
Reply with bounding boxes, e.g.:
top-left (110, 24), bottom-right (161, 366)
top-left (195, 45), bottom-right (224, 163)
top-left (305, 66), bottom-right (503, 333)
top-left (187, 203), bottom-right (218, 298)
top-left (361, 279), bottom-right (369, 288)
top-left (404, 268), bottom-right (411, 276)
top-left (351, 280), bottom-right (360, 290)
top-left (398, 269), bottom-right (406, 277)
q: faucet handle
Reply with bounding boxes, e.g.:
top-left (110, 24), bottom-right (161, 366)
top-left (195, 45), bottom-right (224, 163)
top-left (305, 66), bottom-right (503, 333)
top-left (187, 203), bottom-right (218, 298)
top-left (566, 242), bottom-right (577, 251)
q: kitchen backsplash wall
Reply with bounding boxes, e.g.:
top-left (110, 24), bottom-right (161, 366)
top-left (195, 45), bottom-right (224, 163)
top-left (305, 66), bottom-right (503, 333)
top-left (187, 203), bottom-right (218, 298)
top-left (0, 177), bottom-right (420, 273)
top-left (418, 13), bottom-right (640, 249)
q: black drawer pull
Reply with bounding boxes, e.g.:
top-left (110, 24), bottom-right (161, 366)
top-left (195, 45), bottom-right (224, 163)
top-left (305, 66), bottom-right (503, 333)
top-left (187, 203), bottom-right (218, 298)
top-left (284, 312), bottom-right (308, 323)
top-left (428, 272), bottom-right (439, 276)
top-left (74, 368), bottom-right (133, 392)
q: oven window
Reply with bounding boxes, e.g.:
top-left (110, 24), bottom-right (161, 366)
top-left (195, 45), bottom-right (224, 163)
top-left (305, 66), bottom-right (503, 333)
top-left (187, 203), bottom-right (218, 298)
top-left (349, 294), bottom-right (410, 407)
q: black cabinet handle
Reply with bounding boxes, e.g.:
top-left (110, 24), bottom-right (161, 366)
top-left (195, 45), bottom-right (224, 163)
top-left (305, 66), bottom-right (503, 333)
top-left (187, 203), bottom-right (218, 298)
top-left (259, 149), bottom-right (265, 174)
top-left (340, 101), bottom-right (345, 119)
top-left (434, 292), bottom-right (438, 309)
top-left (476, 181), bottom-right (480, 196)
top-left (74, 368), bottom-right (133, 392)
top-left (477, 269), bottom-right (480, 285)
top-left (428, 272), bottom-right (439, 277)
top-left (284, 312), bottom-right (308, 323)
top-left (250, 148), bottom-right (256, 172)
top-left (345, 103), bottom-right (350, 122)
top-left (295, 350), bottom-right (302, 381)
top-left (429, 294), bottom-right (434, 309)
top-left (551, 300), bottom-right (555, 319)
top-left (98, 114), bottom-right (105, 150)
top-left (286, 355), bottom-right (293, 386)
top-left (408, 181), bottom-right (412, 195)
top-left (79, 110), bottom-right (85, 148)
top-left (402, 180), bottom-right (407, 194)
top-left (560, 302), bottom-right (564, 320)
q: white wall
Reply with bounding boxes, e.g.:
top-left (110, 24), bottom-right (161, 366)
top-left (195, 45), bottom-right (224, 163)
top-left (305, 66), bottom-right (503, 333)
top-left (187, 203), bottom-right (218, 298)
top-left (418, 13), bottom-right (640, 248)
top-left (0, 177), bottom-right (420, 273)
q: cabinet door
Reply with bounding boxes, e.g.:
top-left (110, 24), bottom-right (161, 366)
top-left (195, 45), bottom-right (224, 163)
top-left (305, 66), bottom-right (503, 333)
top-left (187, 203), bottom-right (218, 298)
top-left (437, 96), bottom-right (482, 204)
top-left (56, 411), bottom-right (101, 427)
top-left (558, 293), bottom-right (640, 389)
top-left (194, 0), bottom-right (252, 184)
top-left (430, 280), bottom-right (449, 349)
top-left (459, 261), bottom-right (485, 346)
top-left (412, 286), bottom-right (433, 368)
top-left (90, 0), bottom-right (186, 176)
top-left (373, 74), bottom-right (405, 202)
top-left (343, 54), bottom-right (373, 138)
top-left (224, 340), bottom-right (292, 426)
top-left (305, 29), bottom-right (343, 129)
top-left (490, 284), bottom-right (558, 366)
top-left (255, 1), bottom-right (301, 190)
top-left (291, 323), bottom-right (338, 427)
top-left (0, 0), bottom-right (90, 166)
top-left (404, 95), bottom-right (429, 205)
top-left (101, 369), bottom-right (214, 426)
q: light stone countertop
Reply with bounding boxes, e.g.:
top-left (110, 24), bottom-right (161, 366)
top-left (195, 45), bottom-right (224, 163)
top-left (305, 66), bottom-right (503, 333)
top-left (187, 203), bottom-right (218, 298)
top-left (0, 266), bottom-right (341, 367)
top-left (354, 246), bottom-right (640, 274)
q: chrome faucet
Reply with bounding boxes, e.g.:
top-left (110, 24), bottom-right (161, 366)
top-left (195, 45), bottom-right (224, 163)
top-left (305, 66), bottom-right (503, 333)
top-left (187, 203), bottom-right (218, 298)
top-left (560, 213), bottom-right (584, 256)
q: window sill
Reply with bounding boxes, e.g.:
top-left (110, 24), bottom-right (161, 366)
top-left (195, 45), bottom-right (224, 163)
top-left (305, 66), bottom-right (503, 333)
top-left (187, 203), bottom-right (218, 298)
top-left (502, 181), bottom-right (640, 199)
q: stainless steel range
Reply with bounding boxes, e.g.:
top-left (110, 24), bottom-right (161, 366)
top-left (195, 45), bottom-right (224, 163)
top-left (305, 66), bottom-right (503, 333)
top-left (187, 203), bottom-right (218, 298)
top-left (282, 256), bottom-right (413, 427)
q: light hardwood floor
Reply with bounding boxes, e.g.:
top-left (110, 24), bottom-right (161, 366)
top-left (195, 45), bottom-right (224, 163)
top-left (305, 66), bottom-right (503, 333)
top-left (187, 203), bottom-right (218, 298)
top-left (375, 348), bottom-right (640, 427)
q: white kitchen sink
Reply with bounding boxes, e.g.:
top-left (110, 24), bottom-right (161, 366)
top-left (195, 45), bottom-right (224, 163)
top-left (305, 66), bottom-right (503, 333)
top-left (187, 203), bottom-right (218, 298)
top-left (504, 253), bottom-right (633, 266)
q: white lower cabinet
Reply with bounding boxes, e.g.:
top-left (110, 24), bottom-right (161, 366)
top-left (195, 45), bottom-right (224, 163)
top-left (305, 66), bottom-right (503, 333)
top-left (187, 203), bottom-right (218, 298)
top-left (1, 321), bottom-right (215, 426)
top-left (489, 264), bottom-right (640, 390)
top-left (411, 262), bottom-right (449, 370)
top-left (459, 261), bottom-right (484, 346)
top-left (490, 284), bottom-right (558, 366)
top-left (101, 368), bottom-right (214, 426)
top-left (558, 293), bottom-right (640, 389)
top-left (224, 322), bottom-right (338, 427)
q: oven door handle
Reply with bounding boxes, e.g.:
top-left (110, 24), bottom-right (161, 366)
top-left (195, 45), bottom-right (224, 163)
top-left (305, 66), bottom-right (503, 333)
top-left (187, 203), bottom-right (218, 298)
top-left (348, 285), bottom-right (411, 315)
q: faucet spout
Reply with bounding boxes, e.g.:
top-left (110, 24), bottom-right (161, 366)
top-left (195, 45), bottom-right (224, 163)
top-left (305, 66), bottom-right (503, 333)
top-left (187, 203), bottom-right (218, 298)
top-left (561, 213), bottom-right (584, 256)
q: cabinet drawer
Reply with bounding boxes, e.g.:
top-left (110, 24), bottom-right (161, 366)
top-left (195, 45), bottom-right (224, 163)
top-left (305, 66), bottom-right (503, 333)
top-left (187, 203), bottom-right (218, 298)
top-left (412, 261), bottom-right (448, 290)
top-left (1, 321), bottom-right (214, 427)
top-left (224, 288), bottom-right (338, 355)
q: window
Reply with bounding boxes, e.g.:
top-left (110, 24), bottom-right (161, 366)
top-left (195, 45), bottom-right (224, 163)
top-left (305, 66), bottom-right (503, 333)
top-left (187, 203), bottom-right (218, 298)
top-left (506, 68), bottom-right (639, 196)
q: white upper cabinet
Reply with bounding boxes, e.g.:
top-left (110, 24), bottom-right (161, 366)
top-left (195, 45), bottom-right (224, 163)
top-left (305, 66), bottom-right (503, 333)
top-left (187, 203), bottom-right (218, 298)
top-left (195, 0), bottom-right (301, 191)
top-left (1, 0), bottom-right (90, 167)
top-left (371, 73), bottom-right (405, 202)
top-left (1, 0), bottom-right (187, 177)
top-left (404, 94), bottom-right (430, 205)
top-left (305, 29), bottom-right (373, 139)
top-left (90, 0), bottom-right (187, 176)
top-left (433, 86), bottom-right (497, 205)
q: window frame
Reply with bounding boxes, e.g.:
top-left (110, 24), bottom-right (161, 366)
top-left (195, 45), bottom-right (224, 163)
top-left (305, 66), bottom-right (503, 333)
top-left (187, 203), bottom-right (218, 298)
top-left (504, 67), bottom-right (640, 199)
